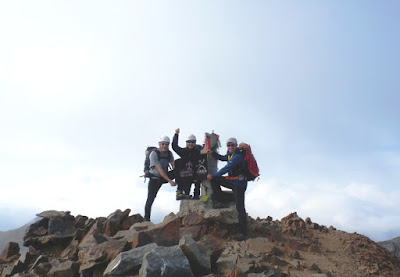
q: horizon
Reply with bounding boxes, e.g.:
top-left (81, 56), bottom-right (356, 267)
top-left (1, 1), bottom-right (399, 242)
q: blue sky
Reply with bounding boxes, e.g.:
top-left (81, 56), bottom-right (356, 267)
top-left (0, 1), bottom-right (399, 241)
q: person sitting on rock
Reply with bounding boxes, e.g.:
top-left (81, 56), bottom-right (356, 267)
top-left (144, 135), bottom-right (177, 221)
top-left (172, 128), bottom-right (202, 200)
top-left (207, 137), bottom-right (248, 241)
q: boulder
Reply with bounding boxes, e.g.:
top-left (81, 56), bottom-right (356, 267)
top-left (178, 200), bottom-right (238, 224)
top-left (103, 243), bottom-right (157, 276)
top-left (214, 254), bottom-right (238, 274)
top-left (139, 245), bottom-right (194, 277)
top-left (103, 209), bottom-right (131, 237)
top-left (148, 217), bottom-right (180, 246)
top-left (36, 211), bottom-right (71, 219)
top-left (47, 260), bottom-right (79, 277)
top-left (0, 242), bottom-right (20, 263)
top-left (113, 229), bottom-right (137, 244)
top-left (179, 236), bottom-right (211, 276)
top-left (129, 221), bottom-right (154, 232)
top-left (79, 239), bottom-right (128, 272)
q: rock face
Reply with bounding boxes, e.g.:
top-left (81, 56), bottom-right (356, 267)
top-left (1, 204), bottom-right (400, 277)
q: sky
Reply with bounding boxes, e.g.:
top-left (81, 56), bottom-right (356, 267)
top-left (0, 1), bottom-right (399, 242)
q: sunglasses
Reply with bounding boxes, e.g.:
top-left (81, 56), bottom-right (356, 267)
top-left (227, 144), bottom-right (236, 147)
top-left (160, 143), bottom-right (169, 146)
top-left (186, 140), bottom-right (196, 144)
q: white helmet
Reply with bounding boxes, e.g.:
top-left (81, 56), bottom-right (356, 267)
top-left (159, 135), bottom-right (170, 143)
top-left (186, 134), bottom-right (196, 141)
top-left (226, 137), bottom-right (237, 145)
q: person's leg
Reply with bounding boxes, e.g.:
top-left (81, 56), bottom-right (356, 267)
top-left (211, 177), bottom-right (234, 203)
top-left (193, 181), bottom-right (201, 199)
top-left (144, 178), bottom-right (162, 221)
top-left (233, 185), bottom-right (247, 236)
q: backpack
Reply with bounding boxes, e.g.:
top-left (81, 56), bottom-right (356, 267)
top-left (238, 143), bottom-right (260, 181)
top-left (144, 146), bottom-right (172, 177)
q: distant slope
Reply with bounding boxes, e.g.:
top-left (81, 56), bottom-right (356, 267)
top-left (0, 222), bottom-right (31, 253)
top-left (378, 236), bottom-right (400, 257)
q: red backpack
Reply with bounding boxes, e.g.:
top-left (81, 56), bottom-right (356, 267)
top-left (239, 143), bottom-right (260, 181)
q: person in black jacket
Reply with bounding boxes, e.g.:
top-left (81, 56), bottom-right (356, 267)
top-left (172, 128), bottom-right (202, 200)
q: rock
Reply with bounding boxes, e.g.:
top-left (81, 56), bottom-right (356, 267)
top-left (78, 232), bottom-right (109, 251)
top-left (139, 245), bottom-right (194, 277)
top-left (47, 260), bottom-right (79, 277)
top-left (236, 257), bottom-right (258, 274)
top-left (179, 225), bottom-right (205, 241)
top-left (103, 243), bottom-right (157, 276)
top-left (47, 216), bottom-right (76, 237)
top-left (214, 254), bottom-right (238, 274)
top-left (129, 221), bottom-right (154, 232)
top-left (79, 239), bottom-right (128, 272)
top-left (121, 213), bottom-right (144, 230)
top-left (36, 211), bottom-right (71, 219)
top-left (198, 235), bottom-right (225, 266)
top-left (245, 237), bottom-right (279, 256)
top-left (0, 242), bottom-right (20, 263)
top-left (178, 200), bottom-right (239, 224)
top-left (103, 209), bottom-right (131, 237)
top-left (136, 217), bottom-right (180, 247)
top-left (113, 229), bottom-right (137, 244)
top-left (163, 212), bottom-right (177, 222)
top-left (179, 236), bottom-right (211, 276)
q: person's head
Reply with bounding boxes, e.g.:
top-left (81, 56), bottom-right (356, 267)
top-left (186, 134), bottom-right (196, 149)
top-left (226, 137), bottom-right (237, 153)
top-left (159, 135), bottom-right (170, 152)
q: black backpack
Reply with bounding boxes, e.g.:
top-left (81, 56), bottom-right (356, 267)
top-left (144, 146), bottom-right (172, 177)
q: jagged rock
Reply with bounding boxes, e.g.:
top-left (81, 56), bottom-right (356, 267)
top-left (178, 200), bottom-right (238, 224)
top-left (47, 216), bottom-right (75, 237)
top-left (25, 219), bottom-right (48, 238)
top-left (129, 221), bottom-right (154, 232)
top-left (198, 235), bottom-right (225, 266)
top-left (103, 243), bottom-right (157, 276)
top-left (36, 211), bottom-right (71, 219)
top-left (131, 231), bottom-right (152, 249)
top-left (78, 233), bottom-right (108, 252)
top-left (112, 229), bottom-right (137, 244)
top-left (236, 257), bottom-right (258, 274)
top-left (132, 217), bottom-right (179, 248)
top-left (0, 242), bottom-right (20, 263)
top-left (214, 254), bottom-right (238, 274)
top-left (179, 225), bottom-right (205, 241)
top-left (139, 245), bottom-right (194, 277)
top-left (121, 213), bottom-right (144, 230)
top-left (245, 237), bottom-right (279, 256)
top-left (163, 212), bottom-right (177, 222)
top-left (60, 239), bottom-right (79, 260)
top-left (103, 209), bottom-right (131, 237)
top-left (1, 259), bottom-right (25, 277)
top-left (79, 239), bottom-right (128, 272)
top-left (29, 255), bottom-right (48, 273)
top-left (47, 259), bottom-right (79, 277)
top-left (179, 236), bottom-right (211, 276)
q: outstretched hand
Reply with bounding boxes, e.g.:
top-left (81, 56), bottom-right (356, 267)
top-left (207, 174), bottom-right (213, 180)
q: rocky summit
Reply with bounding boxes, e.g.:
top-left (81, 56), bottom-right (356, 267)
top-left (1, 201), bottom-right (400, 277)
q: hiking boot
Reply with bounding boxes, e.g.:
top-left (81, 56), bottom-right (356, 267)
top-left (176, 190), bottom-right (183, 200)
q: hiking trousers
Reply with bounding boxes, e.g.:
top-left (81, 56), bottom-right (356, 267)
top-left (211, 178), bottom-right (248, 236)
top-left (144, 170), bottom-right (175, 221)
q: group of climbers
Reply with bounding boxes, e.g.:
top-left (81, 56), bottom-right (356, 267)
top-left (143, 129), bottom-right (258, 241)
